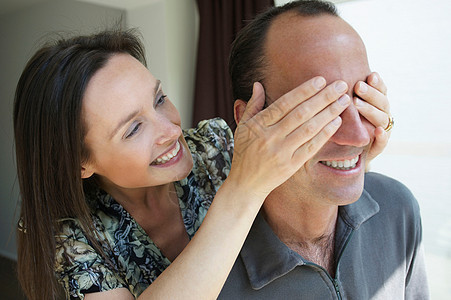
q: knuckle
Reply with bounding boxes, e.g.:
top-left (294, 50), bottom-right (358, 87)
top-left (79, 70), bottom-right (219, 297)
top-left (305, 141), bottom-right (317, 155)
top-left (302, 121), bottom-right (316, 136)
top-left (263, 106), bottom-right (281, 124)
top-left (294, 106), bottom-right (310, 121)
top-left (246, 118), bottom-right (264, 133)
top-left (258, 113), bottom-right (271, 126)
top-left (274, 98), bottom-right (290, 114)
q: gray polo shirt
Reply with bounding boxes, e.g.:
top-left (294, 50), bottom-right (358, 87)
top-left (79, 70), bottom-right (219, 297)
top-left (218, 172), bottom-right (429, 299)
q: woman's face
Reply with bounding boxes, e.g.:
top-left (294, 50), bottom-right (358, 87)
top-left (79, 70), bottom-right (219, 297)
top-left (81, 53), bottom-right (193, 190)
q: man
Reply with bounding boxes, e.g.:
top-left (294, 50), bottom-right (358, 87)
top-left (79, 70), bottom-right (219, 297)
top-left (219, 1), bottom-right (429, 299)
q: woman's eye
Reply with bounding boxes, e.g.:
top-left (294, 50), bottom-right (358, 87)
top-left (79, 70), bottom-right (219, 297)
top-left (156, 94), bottom-right (167, 107)
top-left (125, 123), bottom-right (142, 139)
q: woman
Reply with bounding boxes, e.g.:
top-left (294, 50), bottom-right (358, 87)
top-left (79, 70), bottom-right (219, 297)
top-left (13, 29), bottom-right (390, 299)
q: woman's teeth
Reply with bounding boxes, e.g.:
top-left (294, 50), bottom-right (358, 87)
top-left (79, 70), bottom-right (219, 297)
top-left (154, 141), bottom-right (180, 165)
top-left (320, 155), bottom-right (359, 170)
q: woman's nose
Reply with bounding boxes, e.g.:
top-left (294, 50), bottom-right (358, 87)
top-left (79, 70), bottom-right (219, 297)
top-left (153, 116), bottom-right (182, 146)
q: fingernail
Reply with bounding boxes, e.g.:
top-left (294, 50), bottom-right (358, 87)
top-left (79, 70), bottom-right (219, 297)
top-left (359, 82), bottom-right (368, 93)
top-left (314, 77), bottom-right (326, 89)
top-left (371, 74), bottom-right (379, 85)
top-left (332, 116), bottom-right (342, 126)
top-left (253, 82), bottom-right (260, 93)
top-left (338, 94), bottom-right (350, 106)
top-left (335, 81), bottom-right (347, 93)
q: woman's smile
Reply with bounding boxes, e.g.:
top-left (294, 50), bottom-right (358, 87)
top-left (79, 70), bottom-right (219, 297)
top-left (151, 140), bottom-right (182, 166)
top-left (82, 54), bottom-right (193, 188)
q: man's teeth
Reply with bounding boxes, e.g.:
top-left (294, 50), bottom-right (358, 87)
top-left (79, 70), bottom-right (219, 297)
top-left (320, 156), bottom-right (359, 170)
top-left (154, 141), bottom-right (180, 165)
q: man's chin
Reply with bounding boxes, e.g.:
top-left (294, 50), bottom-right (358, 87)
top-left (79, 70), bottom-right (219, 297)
top-left (327, 181), bottom-right (365, 206)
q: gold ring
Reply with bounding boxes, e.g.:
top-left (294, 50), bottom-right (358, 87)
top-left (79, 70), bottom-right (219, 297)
top-left (384, 116), bottom-right (394, 132)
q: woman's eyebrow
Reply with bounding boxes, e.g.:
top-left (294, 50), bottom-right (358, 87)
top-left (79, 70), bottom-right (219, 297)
top-left (109, 80), bottom-right (162, 139)
top-left (109, 109), bottom-right (142, 139)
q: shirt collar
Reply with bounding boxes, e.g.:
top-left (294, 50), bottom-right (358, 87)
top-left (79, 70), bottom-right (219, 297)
top-left (240, 213), bottom-right (305, 290)
top-left (240, 187), bottom-right (380, 290)
top-left (338, 188), bottom-right (380, 230)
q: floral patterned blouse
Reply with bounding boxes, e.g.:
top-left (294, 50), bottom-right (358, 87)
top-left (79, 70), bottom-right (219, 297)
top-left (55, 118), bottom-right (233, 299)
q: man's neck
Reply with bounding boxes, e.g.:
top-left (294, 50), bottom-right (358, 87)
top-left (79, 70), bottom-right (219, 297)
top-left (262, 186), bottom-right (339, 275)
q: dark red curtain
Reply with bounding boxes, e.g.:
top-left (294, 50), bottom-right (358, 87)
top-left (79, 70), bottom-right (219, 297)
top-left (192, 0), bottom-right (274, 128)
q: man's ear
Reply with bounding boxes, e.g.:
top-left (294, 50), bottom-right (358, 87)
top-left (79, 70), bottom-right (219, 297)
top-left (234, 99), bottom-right (248, 125)
top-left (81, 164), bottom-right (95, 179)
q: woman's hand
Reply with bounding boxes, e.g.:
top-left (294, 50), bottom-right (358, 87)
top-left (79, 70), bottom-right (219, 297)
top-left (353, 72), bottom-right (391, 169)
top-left (230, 76), bottom-right (351, 198)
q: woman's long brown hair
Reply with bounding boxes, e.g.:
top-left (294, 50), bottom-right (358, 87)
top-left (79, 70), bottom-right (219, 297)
top-left (13, 29), bottom-right (146, 300)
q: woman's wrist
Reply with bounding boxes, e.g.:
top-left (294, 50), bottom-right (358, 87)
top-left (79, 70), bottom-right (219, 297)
top-left (214, 177), bottom-right (268, 217)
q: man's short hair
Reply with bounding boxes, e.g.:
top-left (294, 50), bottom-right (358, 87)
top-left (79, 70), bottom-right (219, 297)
top-left (229, 0), bottom-right (338, 102)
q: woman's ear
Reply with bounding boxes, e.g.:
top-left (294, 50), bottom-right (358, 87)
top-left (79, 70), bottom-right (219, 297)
top-left (234, 99), bottom-right (248, 125)
top-left (81, 164), bottom-right (95, 179)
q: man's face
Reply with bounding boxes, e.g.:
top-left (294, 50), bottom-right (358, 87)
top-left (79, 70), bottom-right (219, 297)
top-left (263, 13), bottom-right (374, 206)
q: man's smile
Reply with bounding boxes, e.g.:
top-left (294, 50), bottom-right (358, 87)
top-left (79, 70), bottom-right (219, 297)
top-left (320, 155), bottom-right (359, 170)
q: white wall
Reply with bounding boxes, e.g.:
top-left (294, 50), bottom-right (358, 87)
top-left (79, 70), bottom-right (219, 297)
top-left (127, 0), bottom-right (198, 128)
top-left (0, 0), bottom-right (124, 260)
top-left (337, 1), bottom-right (451, 299)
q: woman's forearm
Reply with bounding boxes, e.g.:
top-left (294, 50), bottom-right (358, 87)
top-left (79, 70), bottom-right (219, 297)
top-left (138, 179), bottom-right (264, 299)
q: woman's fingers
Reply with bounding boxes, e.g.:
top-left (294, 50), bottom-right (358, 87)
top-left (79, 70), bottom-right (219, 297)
top-left (354, 97), bottom-right (390, 129)
top-left (354, 81), bottom-right (389, 112)
top-left (354, 72), bottom-right (388, 111)
top-left (236, 77), bottom-right (348, 154)
top-left (285, 94), bottom-right (349, 164)
top-left (271, 81), bottom-right (348, 136)
top-left (353, 72), bottom-right (391, 169)
top-left (367, 72), bottom-right (387, 96)
top-left (292, 117), bottom-right (342, 164)
top-left (239, 77), bottom-right (351, 162)
top-left (230, 76), bottom-right (350, 195)
top-left (354, 72), bottom-right (390, 129)
top-left (253, 76), bottom-right (329, 127)
top-left (284, 94), bottom-right (350, 148)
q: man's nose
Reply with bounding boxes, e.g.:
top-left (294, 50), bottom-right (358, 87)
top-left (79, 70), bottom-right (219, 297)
top-left (329, 104), bottom-right (371, 147)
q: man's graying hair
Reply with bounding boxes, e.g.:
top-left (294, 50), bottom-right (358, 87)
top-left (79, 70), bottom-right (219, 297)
top-left (229, 0), bottom-right (338, 103)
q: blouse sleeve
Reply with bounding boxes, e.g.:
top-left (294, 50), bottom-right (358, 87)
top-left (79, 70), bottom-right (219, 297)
top-left (54, 219), bottom-right (127, 299)
top-left (183, 118), bottom-right (234, 186)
